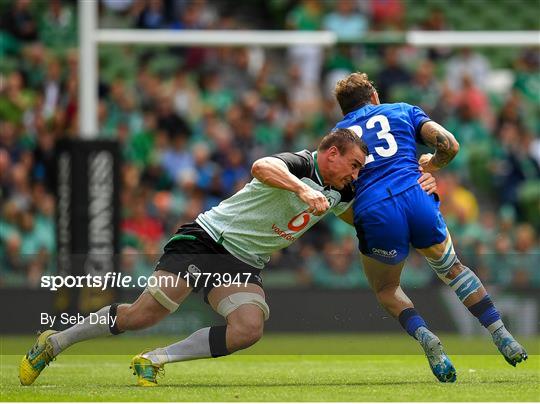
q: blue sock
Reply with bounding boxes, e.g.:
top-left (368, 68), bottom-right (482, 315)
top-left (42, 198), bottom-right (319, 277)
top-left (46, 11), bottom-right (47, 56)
top-left (467, 295), bottom-right (503, 332)
top-left (398, 308), bottom-right (428, 338)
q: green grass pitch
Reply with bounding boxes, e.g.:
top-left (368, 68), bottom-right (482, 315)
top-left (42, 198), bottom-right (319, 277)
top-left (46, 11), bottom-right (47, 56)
top-left (1, 334), bottom-right (538, 401)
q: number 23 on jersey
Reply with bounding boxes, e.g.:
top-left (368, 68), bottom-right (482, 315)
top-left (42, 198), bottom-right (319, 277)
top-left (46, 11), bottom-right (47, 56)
top-left (348, 115), bottom-right (398, 165)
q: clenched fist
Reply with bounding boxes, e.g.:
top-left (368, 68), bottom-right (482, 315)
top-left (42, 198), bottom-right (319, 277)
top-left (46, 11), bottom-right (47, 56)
top-left (297, 187), bottom-right (330, 216)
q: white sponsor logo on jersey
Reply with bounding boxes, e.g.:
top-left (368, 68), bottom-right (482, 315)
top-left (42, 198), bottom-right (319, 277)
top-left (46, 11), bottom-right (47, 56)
top-left (371, 248), bottom-right (397, 258)
top-left (187, 264), bottom-right (201, 274)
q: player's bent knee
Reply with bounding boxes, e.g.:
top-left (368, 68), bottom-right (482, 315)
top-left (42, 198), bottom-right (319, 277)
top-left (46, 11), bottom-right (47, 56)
top-left (373, 283), bottom-right (400, 303)
top-left (216, 292), bottom-right (270, 321)
top-left (374, 287), bottom-right (402, 311)
top-left (445, 261), bottom-right (465, 280)
top-left (425, 235), bottom-right (458, 278)
top-left (216, 293), bottom-right (267, 350)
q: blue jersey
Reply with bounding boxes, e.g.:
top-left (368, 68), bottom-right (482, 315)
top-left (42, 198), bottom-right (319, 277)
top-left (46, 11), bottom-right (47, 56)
top-left (333, 102), bottom-right (430, 213)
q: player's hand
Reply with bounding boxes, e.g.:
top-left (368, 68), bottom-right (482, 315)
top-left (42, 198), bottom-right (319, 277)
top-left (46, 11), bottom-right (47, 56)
top-left (297, 187), bottom-right (330, 216)
top-left (418, 166), bottom-right (437, 195)
top-left (419, 153), bottom-right (438, 173)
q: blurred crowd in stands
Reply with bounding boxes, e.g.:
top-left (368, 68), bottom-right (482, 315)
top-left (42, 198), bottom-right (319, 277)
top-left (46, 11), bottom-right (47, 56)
top-left (1, 0), bottom-right (539, 289)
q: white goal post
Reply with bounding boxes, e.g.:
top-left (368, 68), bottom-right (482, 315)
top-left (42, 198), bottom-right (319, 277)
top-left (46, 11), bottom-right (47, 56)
top-left (78, 0), bottom-right (540, 139)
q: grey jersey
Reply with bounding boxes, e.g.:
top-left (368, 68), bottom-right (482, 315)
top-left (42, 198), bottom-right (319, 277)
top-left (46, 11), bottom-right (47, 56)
top-left (196, 150), bottom-right (354, 269)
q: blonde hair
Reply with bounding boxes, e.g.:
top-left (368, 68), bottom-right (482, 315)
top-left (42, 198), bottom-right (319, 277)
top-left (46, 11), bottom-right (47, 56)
top-left (334, 72), bottom-right (376, 115)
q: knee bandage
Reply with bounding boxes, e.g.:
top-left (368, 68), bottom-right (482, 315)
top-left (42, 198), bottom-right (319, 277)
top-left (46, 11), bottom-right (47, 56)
top-left (146, 282), bottom-right (179, 313)
top-left (425, 235), bottom-right (458, 276)
top-left (216, 292), bottom-right (270, 321)
top-left (425, 237), bottom-right (482, 302)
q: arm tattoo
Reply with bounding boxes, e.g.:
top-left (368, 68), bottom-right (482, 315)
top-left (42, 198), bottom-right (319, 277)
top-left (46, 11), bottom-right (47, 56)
top-left (421, 123), bottom-right (458, 169)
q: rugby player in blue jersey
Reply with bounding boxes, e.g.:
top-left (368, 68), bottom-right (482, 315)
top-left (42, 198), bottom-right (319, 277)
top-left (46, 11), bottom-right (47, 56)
top-left (333, 72), bottom-right (527, 383)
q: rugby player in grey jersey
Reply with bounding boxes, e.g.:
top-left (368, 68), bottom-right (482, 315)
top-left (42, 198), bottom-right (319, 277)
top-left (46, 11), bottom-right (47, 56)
top-left (20, 129), bottom-right (437, 387)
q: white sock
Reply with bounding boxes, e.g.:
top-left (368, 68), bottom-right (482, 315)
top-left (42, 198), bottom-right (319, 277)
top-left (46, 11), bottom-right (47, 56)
top-left (143, 327), bottom-right (212, 365)
top-left (48, 306), bottom-right (113, 356)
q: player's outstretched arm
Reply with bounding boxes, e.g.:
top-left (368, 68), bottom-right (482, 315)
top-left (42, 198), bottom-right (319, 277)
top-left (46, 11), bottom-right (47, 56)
top-left (251, 157), bottom-right (329, 215)
top-left (418, 121), bottom-right (460, 172)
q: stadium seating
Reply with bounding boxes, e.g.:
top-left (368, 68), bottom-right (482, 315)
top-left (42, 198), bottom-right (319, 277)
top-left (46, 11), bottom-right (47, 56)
top-left (1, 0), bottom-right (538, 290)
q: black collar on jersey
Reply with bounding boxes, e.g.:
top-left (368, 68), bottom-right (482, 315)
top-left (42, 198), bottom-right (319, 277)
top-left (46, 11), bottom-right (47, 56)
top-left (343, 101), bottom-right (371, 116)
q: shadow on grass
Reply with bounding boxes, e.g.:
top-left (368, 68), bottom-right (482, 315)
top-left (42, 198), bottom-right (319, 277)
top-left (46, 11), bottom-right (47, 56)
top-left (121, 379), bottom-right (520, 389)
